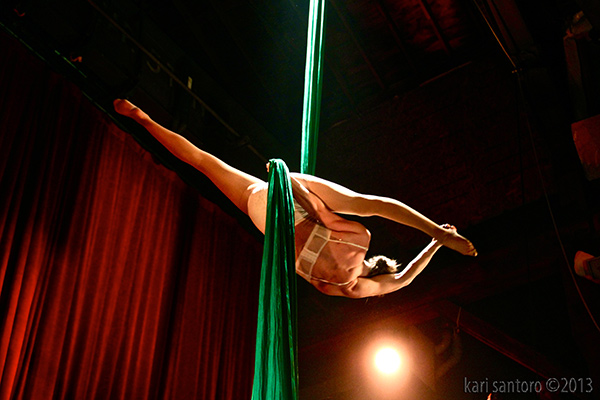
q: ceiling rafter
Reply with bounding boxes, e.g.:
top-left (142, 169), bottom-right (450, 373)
top-left (374, 0), bottom-right (419, 74)
top-left (329, 0), bottom-right (386, 90)
top-left (418, 0), bottom-right (453, 55)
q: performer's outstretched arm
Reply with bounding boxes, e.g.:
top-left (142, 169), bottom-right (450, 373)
top-left (319, 238), bottom-right (443, 298)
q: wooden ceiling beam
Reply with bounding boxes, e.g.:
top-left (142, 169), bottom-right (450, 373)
top-left (329, 0), bottom-right (386, 90)
top-left (417, 0), bottom-right (452, 55)
top-left (374, 0), bottom-right (418, 73)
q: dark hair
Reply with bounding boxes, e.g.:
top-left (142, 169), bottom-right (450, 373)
top-left (366, 255), bottom-right (400, 277)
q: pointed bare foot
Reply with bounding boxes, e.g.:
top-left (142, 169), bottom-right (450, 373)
top-left (439, 224), bottom-right (477, 256)
top-left (113, 99), bottom-right (150, 123)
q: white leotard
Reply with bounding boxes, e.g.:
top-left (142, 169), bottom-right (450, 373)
top-left (296, 223), bottom-right (368, 286)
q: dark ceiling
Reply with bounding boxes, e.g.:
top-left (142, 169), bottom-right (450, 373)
top-left (2, 0), bottom-right (600, 399)
top-left (2, 0), bottom-right (501, 169)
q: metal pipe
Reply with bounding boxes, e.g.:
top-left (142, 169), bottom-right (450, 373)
top-left (87, 0), bottom-right (267, 163)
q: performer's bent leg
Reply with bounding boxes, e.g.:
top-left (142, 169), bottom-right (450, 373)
top-left (290, 173), bottom-right (367, 215)
top-left (291, 173), bottom-right (477, 256)
top-left (114, 99), bottom-right (263, 215)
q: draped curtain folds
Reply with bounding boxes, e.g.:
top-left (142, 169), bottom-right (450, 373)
top-left (251, 159), bottom-right (298, 400)
top-left (0, 31), bottom-right (261, 399)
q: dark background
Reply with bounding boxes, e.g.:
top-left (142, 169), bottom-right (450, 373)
top-left (1, 0), bottom-right (600, 399)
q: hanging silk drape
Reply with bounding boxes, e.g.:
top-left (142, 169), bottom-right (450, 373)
top-left (252, 0), bottom-right (328, 394)
top-left (300, 0), bottom-right (327, 175)
top-left (251, 159), bottom-right (298, 400)
top-left (0, 30), bottom-right (262, 400)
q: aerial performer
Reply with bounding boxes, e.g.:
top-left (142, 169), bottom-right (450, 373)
top-left (113, 99), bottom-right (477, 298)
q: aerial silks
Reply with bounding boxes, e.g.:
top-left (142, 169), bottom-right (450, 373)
top-left (251, 159), bottom-right (298, 400)
top-left (300, 0), bottom-right (327, 176)
top-left (251, 0), bottom-right (326, 399)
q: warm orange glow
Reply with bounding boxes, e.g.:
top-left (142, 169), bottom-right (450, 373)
top-left (362, 330), bottom-right (411, 399)
top-left (374, 347), bottom-right (402, 374)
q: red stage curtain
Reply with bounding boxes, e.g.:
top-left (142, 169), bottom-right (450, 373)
top-left (0, 31), bottom-right (261, 399)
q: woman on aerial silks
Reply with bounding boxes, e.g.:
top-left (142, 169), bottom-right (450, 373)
top-left (114, 99), bottom-right (477, 299)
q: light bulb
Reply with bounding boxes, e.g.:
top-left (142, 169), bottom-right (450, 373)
top-left (374, 347), bottom-right (401, 375)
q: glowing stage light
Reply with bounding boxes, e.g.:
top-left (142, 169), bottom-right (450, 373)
top-left (374, 347), bottom-right (401, 375)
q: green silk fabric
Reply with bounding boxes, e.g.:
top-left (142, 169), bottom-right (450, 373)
top-left (251, 0), bottom-right (326, 393)
top-left (301, 0), bottom-right (327, 175)
top-left (251, 159), bottom-right (299, 400)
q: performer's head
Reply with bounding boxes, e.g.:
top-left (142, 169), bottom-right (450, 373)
top-left (366, 255), bottom-right (399, 276)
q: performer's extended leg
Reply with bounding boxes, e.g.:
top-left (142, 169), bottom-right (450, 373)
top-left (291, 173), bottom-right (477, 256)
top-left (114, 99), bottom-right (262, 215)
